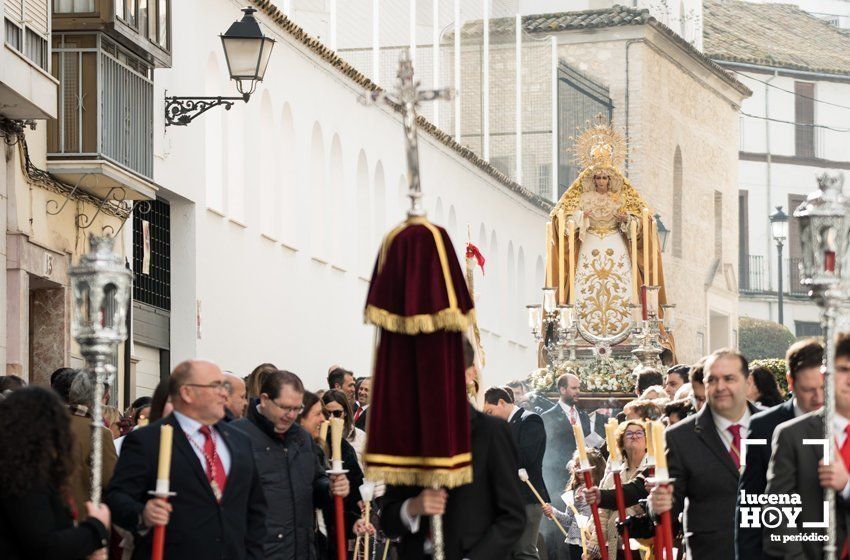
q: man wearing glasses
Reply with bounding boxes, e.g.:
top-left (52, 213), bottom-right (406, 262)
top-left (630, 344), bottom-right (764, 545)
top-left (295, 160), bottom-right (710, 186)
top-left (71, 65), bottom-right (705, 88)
top-left (106, 360), bottom-right (267, 559)
top-left (233, 369), bottom-right (350, 559)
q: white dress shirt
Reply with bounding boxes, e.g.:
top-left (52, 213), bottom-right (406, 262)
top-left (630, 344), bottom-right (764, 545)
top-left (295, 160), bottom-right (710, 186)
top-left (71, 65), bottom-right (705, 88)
top-left (173, 410), bottom-right (232, 475)
top-left (712, 407), bottom-right (752, 452)
top-left (558, 401), bottom-right (579, 424)
top-left (508, 406), bottom-right (522, 424)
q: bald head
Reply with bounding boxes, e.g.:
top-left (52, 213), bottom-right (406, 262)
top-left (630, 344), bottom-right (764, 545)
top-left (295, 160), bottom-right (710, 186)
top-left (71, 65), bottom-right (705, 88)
top-left (169, 360), bottom-right (228, 425)
top-left (557, 373), bottom-right (581, 406)
top-left (224, 371), bottom-right (248, 419)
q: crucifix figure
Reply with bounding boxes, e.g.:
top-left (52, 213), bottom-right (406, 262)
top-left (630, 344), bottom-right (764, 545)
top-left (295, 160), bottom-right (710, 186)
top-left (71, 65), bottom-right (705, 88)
top-left (363, 48), bottom-right (454, 218)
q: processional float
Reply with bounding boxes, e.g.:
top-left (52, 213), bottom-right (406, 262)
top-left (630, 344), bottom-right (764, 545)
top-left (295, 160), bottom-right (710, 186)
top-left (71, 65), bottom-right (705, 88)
top-left (360, 49), bottom-right (474, 560)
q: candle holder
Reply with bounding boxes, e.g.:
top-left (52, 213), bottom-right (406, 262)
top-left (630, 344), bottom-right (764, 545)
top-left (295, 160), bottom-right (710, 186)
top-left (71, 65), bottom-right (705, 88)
top-left (793, 172), bottom-right (850, 560)
top-left (68, 234), bottom-right (132, 506)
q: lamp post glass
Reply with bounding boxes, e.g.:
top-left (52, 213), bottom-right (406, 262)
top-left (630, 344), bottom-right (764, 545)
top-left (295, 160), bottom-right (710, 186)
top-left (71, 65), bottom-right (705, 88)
top-left (654, 213), bottom-right (670, 253)
top-left (770, 206), bottom-right (789, 245)
top-left (220, 7), bottom-right (275, 99)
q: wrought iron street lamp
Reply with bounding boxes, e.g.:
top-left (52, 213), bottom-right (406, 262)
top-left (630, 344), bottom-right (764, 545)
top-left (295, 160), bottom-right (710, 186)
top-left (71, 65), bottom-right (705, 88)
top-left (68, 234), bottom-right (132, 505)
top-left (165, 7), bottom-right (275, 126)
top-left (769, 206), bottom-right (789, 324)
top-left (654, 213), bottom-right (670, 253)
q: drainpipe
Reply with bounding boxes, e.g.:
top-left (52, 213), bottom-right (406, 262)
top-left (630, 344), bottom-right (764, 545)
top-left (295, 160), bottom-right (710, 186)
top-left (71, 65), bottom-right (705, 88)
top-left (764, 70), bottom-right (778, 312)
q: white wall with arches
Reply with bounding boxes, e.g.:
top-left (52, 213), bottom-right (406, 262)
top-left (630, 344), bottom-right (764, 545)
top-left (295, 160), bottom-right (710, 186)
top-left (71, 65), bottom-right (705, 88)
top-left (153, 0), bottom-right (550, 389)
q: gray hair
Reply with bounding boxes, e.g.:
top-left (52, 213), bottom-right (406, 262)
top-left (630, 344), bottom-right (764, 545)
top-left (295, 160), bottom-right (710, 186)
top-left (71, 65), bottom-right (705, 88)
top-left (68, 371), bottom-right (95, 407)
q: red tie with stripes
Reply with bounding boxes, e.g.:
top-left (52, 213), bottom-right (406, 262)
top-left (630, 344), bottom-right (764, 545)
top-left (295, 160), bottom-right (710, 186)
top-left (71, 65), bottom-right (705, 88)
top-left (199, 426), bottom-right (227, 501)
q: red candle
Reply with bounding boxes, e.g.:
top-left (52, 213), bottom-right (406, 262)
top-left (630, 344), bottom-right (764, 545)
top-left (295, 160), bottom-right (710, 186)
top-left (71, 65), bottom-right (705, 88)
top-left (825, 251), bottom-right (836, 273)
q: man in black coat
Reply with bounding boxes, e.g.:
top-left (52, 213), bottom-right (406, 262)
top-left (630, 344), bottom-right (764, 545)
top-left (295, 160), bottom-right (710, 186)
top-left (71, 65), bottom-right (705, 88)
top-left (735, 338), bottom-right (824, 560)
top-left (105, 360), bottom-right (267, 560)
top-left (484, 386), bottom-right (549, 560)
top-left (648, 349), bottom-right (760, 560)
top-left (382, 405), bottom-right (527, 559)
top-left (232, 370), bottom-right (349, 559)
top-left (381, 338), bottom-right (526, 559)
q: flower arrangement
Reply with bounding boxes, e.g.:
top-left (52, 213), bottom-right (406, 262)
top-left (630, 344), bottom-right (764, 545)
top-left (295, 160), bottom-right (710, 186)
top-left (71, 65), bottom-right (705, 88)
top-left (528, 356), bottom-right (642, 393)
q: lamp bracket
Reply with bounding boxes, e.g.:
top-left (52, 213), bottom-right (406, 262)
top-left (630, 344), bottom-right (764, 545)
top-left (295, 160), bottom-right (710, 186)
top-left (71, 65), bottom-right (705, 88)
top-left (165, 94), bottom-right (249, 127)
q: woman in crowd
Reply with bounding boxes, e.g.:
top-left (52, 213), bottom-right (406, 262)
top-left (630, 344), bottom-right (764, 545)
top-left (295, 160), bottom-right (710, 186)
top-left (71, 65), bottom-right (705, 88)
top-left (748, 366), bottom-right (784, 408)
top-left (322, 389), bottom-right (367, 467)
top-left (245, 362), bottom-right (278, 400)
top-left (584, 420), bottom-right (648, 560)
top-left (541, 448), bottom-right (606, 560)
top-left (102, 406), bottom-right (123, 439)
top-left (147, 379), bottom-right (173, 422)
top-left (0, 387), bottom-right (111, 560)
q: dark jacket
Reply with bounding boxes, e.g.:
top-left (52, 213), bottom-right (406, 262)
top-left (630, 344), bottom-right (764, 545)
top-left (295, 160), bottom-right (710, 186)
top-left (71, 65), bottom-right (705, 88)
top-left (762, 409), bottom-right (850, 559)
top-left (735, 399), bottom-right (795, 560)
top-left (541, 402), bottom-right (591, 507)
top-left (232, 405), bottom-right (330, 560)
top-left (382, 407), bottom-right (527, 560)
top-left (0, 483), bottom-right (109, 560)
top-left (315, 435), bottom-right (364, 560)
top-left (666, 402), bottom-right (760, 560)
top-left (508, 407), bottom-right (550, 504)
top-left (105, 414), bottom-right (267, 560)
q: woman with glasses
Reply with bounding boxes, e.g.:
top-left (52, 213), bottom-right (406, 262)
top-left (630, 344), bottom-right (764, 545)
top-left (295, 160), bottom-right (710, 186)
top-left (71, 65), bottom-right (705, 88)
top-left (585, 420), bottom-right (648, 560)
top-left (322, 389), bottom-right (367, 468)
top-left (316, 390), bottom-right (365, 560)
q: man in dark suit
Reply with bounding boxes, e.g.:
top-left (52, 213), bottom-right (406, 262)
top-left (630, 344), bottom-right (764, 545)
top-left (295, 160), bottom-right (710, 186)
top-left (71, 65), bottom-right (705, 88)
top-left (106, 360), bottom-right (267, 560)
top-left (484, 386), bottom-right (549, 560)
top-left (649, 348), bottom-right (760, 560)
top-left (541, 373), bottom-right (590, 560)
top-left (381, 339), bottom-right (526, 559)
top-left (762, 333), bottom-right (850, 559)
top-left (353, 377), bottom-right (370, 431)
top-left (735, 339), bottom-right (824, 560)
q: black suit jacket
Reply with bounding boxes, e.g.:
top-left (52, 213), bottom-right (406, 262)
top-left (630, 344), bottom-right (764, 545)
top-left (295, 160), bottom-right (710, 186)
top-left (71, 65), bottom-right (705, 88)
top-left (105, 414), bottom-right (267, 560)
top-left (509, 407), bottom-right (549, 504)
top-left (382, 408), bottom-right (527, 560)
top-left (735, 399), bottom-right (795, 560)
top-left (666, 402), bottom-right (760, 560)
top-left (762, 410), bottom-right (850, 559)
top-left (541, 403), bottom-right (590, 505)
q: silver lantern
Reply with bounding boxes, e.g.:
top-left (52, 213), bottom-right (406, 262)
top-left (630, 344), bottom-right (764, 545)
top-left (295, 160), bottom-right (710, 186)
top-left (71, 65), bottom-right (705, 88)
top-left (793, 172), bottom-right (850, 560)
top-left (68, 234), bottom-right (132, 505)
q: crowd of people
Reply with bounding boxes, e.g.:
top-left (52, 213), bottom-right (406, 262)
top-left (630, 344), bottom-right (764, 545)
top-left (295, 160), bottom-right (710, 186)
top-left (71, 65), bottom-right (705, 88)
top-left (0, 334), bottom-right (841, 560)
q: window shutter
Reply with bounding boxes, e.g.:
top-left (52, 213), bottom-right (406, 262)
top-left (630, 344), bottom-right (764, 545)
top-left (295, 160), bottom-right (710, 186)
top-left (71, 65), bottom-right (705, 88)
top-left (6, 0), bottom-right (23, 23)
top-left (24, 0), bottom-right (49, 36)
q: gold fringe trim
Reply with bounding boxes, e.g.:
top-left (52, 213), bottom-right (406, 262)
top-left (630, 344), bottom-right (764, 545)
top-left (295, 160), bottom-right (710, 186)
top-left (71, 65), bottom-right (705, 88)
top-left (364, 451), bottom-right (472, 467)
top-left (365, 464), bottom-right (473, 489)
top-left (364, 305), bottom-right (475, 334)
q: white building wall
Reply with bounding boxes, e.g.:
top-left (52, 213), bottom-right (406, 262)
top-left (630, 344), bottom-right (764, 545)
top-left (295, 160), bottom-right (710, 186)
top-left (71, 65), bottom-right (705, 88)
top-left (153, 0), bottom-right (550, 390)
top-left (735, 69), bottom-right (850, 333)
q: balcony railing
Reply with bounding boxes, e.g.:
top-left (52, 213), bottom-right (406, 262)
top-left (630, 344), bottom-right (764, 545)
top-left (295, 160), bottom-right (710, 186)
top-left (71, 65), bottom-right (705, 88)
top-left (740, 254), bottom-right (809, 296)
top-left (47, 33), bottom-right (153, 180)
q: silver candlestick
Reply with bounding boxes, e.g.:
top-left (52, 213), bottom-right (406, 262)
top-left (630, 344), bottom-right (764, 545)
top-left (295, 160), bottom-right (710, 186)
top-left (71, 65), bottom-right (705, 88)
top-left (68, 234), bottom-right (132, 505)
top-left (794, 173), bottom-right (850, 560)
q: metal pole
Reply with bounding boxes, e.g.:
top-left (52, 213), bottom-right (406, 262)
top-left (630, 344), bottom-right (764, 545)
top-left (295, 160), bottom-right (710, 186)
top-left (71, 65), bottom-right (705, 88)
top-left (410, 0), bottom-right (416, 70)
top-left (551, 35), bottom-right (558, 201)
top-left (482, 0), bottom-right (489, 161)
top-left (454, 0), bottom-right (461, 142)
top-left (777, 241), bottom-right (784, 325)
top-left (432, 0), bottom-right (439, 124)
top-left (515, 13), bottom-right (522, 185)
top-left (373, 0), bottom-right (380, 84)
top-left (822, 299), bottom-right (838, 560)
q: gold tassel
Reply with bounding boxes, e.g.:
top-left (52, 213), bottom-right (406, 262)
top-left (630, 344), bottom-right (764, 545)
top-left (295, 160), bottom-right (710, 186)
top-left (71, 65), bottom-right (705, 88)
top-left (364, 464), bottom-right (473, 489)
top-left (364, 305), bottom-right (475, 335)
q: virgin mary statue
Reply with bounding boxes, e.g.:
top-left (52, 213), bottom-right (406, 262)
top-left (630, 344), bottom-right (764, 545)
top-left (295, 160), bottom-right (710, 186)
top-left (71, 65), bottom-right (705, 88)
top-left (547, 119), bottom-right (670, 346)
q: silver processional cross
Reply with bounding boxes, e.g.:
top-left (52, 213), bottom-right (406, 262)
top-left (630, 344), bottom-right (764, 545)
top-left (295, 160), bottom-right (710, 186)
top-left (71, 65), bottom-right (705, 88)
top-left (361, 48), bottom-right (455, 560)
top-left (363, 48), bottom-right (454, 218)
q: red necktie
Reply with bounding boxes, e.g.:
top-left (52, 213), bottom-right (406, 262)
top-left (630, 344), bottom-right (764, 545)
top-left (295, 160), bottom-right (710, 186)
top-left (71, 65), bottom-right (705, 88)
top-left (199, 426), bottom-right (227, 500)
top-left (353, 406), bottom-right (363, 424)
top-left (569, 407), bottom-right (577, 426)
top-left (728, 424), bottom-right (742, 470)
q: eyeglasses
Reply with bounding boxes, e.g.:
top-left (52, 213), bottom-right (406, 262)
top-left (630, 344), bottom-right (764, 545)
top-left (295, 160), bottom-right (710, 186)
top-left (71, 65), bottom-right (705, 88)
top-left (184, 382), bottom-right (229, 392)
top-left (624, 430), bottom-right (646, 439)
top-left (264, 398), bottom-right (304, 416)
top-left (327, 409), bottom-right (345, 418)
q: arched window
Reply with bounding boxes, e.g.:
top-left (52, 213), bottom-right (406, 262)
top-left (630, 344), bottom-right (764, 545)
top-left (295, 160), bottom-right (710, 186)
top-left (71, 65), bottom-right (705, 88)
top-left (329, 134), bottom-right (344, 264)
top-left (280, 103), bottom-right (297, 247)
top-left (673, 146), bottom-right (683, 258)
top-left (310, 122), bottom-right (326, 258)
top-left (356, 150), bottom-right (371, 276)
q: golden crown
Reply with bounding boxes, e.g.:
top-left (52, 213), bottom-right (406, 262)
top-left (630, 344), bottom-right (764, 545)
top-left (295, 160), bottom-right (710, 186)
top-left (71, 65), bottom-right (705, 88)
top-left (572, 114), bottom-right (628, 171)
